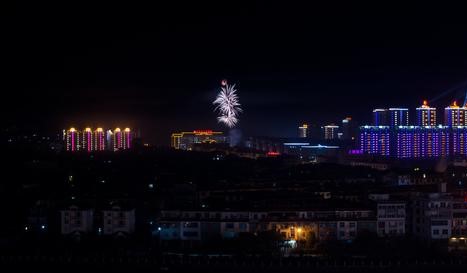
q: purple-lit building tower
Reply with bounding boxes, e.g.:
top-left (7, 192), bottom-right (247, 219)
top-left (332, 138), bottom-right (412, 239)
top-left (113, 128), bottom-right (132, 151)
top-left (82, 127), bottom-right (93, 152)
top-left (65, 128), bottom-right (79, 152)
top-left (360, 126), bottom-right (450, 158)
top-left (63, 127), bottom-right (132, 152)
top-left (113, 128), bottom-right (123, 151)
top-left (94, 128), bottom-right (105, 151)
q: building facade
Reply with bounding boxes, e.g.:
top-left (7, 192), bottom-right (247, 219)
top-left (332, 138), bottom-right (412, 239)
top-left (452, 199), bottom-right (467, 237)
top-left (157, 209), bottom-right (375, 243)
top-left (377, 202), bottom-right (406, 237)
top-left (171, 130), bottom-right (229, 150)
top-left (359, 101), bottom-right (467, 158)
top-left (63, 127), bottom-right (132, 152)
top-left (373, 109), bottom-right (389, 126)
top-left (323, 125), bottom-right (339, 140)
top-left (60, 206), bottom-right (94, 235)
top-left (102, 206), bottom-right (136, 236)
top-left (416, 100), bottom-right (437, 126)
top-left (389, 108), bottom-right (409, 127)
top-left (411, 193), bottom-right (453, 240)
top-left (298, 123), bottom-right (309, 138)
top-left (65, 128), bottom-right (80, 152)
top-left (445, 101), bottom-right (467, 127)
top-left (359, 126), bottom-right (391, 156)
top-left (94, 128), bottom-right (105, 151)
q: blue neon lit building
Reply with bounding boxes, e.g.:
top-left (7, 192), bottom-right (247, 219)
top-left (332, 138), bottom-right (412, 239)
top-left (389, 108), bottom-right (409, 127)
top-left (360, 101), bottom-right (467, 159)
top-left (444, 101), bottom-right (466, 127)
top-left (394, 126), bottom-right (445, 158)
top-left (452, 127), bottom-right (467, 156)
top-left (359, 126), bottom-right (449, 158)
top-left (372, 109), bottom-right (389, 126)
top-left (416, 100), bottom-right (437, 126)
top-left (359, 126), bottom-right (390, 156)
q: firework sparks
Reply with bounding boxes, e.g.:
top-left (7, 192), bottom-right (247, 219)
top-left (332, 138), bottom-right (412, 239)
top-left (213, 80), bottom-right (242, 128)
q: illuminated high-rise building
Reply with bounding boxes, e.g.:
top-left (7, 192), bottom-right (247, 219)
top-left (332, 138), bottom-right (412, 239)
top-left (452, 127), bottom-right (467, 156)
top-left (396, 127), bottom-right (448, 158)
top-left (94, 128), bottom-right (105, 151)
top-left (113, 128), bottom-right (123, 151)
top-left (123, 128), bottom-right (132, 149)
top-left (323, 124), bottom-right (339, 140)
top-left (298, 123), bottom-right (309, 138)
top-left (359, 126), bottom-right (390, 156)
top-left (395, 128), bottom-right (412, 158)
top-left (65, 127), bottom-right (79, 151)
top-left (420, 127), bottom-right (442, 158)
top-left (359, 104), bottom-right (467, 158)
top-left (440, 130), bottom-right (450, 157)
top-left (360, 126), bottom-right (445, 158)
top-left (444, 101), bottom-right (466, 127)
top-left (416, 100), bottom-right (436, 126)
top-left (388, 108), bottom-right (409, 127)
top-left (372, 109), bottom-right (389, 126)
top-left (82, 127), bottom-right (93, 152)
top-left (110, 127), bottom-right (132, 151)
top-left (106, 130), bottom-right (114, 151)
top-left (63, 127), bottom-right (132, 152)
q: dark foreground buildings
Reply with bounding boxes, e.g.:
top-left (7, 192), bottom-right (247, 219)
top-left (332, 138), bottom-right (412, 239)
top-left (2, 127), bottom-right (467, 272)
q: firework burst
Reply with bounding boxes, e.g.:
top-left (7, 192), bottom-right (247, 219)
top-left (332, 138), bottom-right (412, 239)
top-left (213, 80), bottom-right (242, 128)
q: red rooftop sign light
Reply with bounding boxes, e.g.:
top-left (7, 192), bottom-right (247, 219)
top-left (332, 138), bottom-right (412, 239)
top-left (267, 151), bottom-right (280, 157)
top-left (193, 130), bottom-right (214, 135)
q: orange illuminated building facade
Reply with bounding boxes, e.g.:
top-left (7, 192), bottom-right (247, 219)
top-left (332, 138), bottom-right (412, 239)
top-left (171, 130), bottom-right (228, 150)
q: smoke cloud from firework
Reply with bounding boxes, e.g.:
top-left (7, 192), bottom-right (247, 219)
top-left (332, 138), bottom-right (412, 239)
top-left (213, 80), bottom-right (242, 128)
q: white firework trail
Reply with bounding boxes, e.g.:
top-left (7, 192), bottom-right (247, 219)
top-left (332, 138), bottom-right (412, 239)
top-left (217, 114), bottom-right (239, 128)
top-left (213, 81), bottom-right (242, 128)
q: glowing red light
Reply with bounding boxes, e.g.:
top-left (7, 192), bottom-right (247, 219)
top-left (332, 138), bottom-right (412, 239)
top-left (267, 151), bottom-right (280, 156)
top-left (194, 130), bottom-right (213, 135)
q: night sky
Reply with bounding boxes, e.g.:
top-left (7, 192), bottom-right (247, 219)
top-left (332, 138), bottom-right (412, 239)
top-left (4, 2), bottom-right (467, 144)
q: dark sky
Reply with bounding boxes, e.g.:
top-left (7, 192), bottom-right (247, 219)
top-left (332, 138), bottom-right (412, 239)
top-left (4, 2), bottom-right (467, 144)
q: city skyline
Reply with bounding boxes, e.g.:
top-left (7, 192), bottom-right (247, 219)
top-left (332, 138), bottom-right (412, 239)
top-left (4, 3), bottom-right (467, 144)
top-left (4, 3), bottom-right (467, 269)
